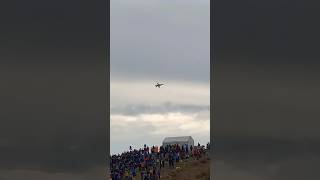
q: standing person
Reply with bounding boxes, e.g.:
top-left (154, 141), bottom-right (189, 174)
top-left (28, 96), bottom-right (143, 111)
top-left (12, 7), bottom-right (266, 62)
top-left (186, 144), bottom-right (189, 154)
top-left (157, 167), bottom-right (161, 179)
top-left (160, 152), bottom-right (165, 168)
top-left (172, 152), bottom-right (176, 168)
top-left (170, 152), bottom-right (174, 168)
top-left (168, 153), bottom-right (171, 168)
top-left (127, 173), bottom-right (133, 180)
top-left (140, 167), bottom-right (145, 180)
top-left (144, 167), bottom-right (150, 180)
top-left (168, 152), bottom-right (172, 167)
top-left (196, 148), bottom-right (200, 160)
top-left (114, 171), bottom-right (121, 180)
top-left (165, 152), bottom-right (169, 167)
top-left (152, 167), bottom-right (157, 180)
top-left (156, 155), bottom-right (160, 169)
top-left (131, 166), bottom-right (136, 178)
top-left (181, 144), bottom-right (185, 156)
top-left (177, 152), bottom-right (180, 162)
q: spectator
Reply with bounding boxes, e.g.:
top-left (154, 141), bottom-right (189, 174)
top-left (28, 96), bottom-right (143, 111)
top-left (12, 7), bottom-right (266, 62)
top-left (109, 142), bottom-right (209, 180)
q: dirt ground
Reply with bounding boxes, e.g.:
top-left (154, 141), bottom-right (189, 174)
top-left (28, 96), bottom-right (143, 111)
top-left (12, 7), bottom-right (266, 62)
top-left (161, 156), bottom-right (210, 180)
top-left (133, 156), bottom-right (210, 180)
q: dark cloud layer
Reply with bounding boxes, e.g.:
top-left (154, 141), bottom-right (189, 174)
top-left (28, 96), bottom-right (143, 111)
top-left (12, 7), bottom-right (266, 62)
top-left (111, 102), bottom-right (209, 116)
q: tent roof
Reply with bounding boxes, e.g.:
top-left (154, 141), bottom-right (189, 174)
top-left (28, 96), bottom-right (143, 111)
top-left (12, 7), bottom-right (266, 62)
top-left (163, 136), bottom-right (193, 143)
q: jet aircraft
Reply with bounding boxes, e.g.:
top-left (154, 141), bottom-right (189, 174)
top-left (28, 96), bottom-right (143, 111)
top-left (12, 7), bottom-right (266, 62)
top-left (155, 83), bottom-right (164, 88)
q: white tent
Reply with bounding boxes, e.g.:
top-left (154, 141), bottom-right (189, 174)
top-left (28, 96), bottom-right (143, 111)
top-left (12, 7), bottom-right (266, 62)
top-left (162, 136), bottom-right (194, 147)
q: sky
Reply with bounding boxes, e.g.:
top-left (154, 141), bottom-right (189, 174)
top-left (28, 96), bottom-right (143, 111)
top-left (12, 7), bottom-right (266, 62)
top-left (110, 0), bottom-right (210, 154)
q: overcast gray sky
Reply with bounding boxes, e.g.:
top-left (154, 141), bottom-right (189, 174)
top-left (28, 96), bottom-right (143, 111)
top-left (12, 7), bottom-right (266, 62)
top-left (110, 0), bottom-right (210, 154)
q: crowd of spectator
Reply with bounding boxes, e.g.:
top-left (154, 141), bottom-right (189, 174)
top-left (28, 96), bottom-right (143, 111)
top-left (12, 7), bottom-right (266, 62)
top-left (110, 142), bottom-right (210, 180)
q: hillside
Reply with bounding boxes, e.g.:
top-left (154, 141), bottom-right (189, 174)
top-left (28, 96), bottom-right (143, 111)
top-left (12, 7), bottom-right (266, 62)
top-left (161, 156), bottom-right (210, 180)
top-left (132, 155), bottom-right (210, 180)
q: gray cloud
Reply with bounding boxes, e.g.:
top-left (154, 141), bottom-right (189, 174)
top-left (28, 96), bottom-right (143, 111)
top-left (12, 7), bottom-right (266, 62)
top-left (111, 102), bottom-right (209, 116)
top-left (110, 0), bottom-right (210, 83)
top-left (110, 79), bottom-right (210, 108)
